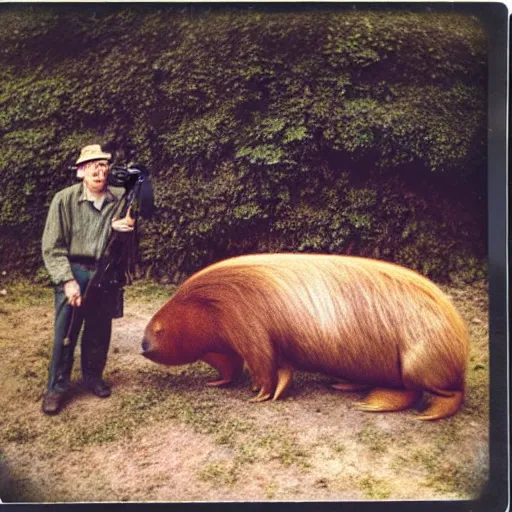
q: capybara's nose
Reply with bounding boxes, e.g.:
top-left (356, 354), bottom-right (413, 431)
top-left (141, 338), bottom-right (151, 354)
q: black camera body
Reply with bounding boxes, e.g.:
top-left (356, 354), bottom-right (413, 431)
top-left (108, 164), bottom-right (149, 191)
top-left (107, 164), bottom-right (154, 219)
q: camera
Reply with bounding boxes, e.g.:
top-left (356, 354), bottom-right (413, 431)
top-left (108, 163), bottom-right (154, 219)
top-left (108, 164), bottom-right (149, 191)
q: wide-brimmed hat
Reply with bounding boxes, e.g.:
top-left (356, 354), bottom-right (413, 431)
top-left (75, 144), bottom-right (112, 165)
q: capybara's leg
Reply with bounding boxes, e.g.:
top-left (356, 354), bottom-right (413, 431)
top-left (416, 390), bottom-right (464, 421)
top-left (243, 363), bottom-right (260, 392)
top-left (248, 367), bottom-right (275, 402)
top-left (272, 365), bottom-right (294, 401)
top-left (332, 380), bottom-right (371, 392)
top-left (201, 351), bottom-right (244, 387)
top-left (354, 388), bottom-right (420, 413)
top-left (241, 344), bottom-right (276, 402)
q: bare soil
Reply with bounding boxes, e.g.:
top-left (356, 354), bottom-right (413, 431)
top-left (0, 280), bottom-right (489, 503)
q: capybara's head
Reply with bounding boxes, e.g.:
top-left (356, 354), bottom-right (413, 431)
top-left (141, 299), bottom-right (216, 366)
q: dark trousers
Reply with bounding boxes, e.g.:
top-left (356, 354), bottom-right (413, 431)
top-left (47, 264), bottom-right (112, 392)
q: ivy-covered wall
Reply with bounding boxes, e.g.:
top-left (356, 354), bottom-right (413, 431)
top-left (0, 5), bottom-right (488, 282)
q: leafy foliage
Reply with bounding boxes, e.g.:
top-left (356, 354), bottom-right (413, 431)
top-left (0, 5), bottom-right (487, 281)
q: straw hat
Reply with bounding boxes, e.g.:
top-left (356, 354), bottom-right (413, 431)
top-left (75, 144), bottom-right (112, 165)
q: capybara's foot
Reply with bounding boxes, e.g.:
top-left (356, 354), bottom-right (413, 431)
top-left (354, 388), bottom-right (420, 413)
top-left (201, 351), bottom-right (243, 387)
top-left (416, 391), bottom-right (464, 420)
top-left (206, 379), bottom-right (232, 387)
top-left (332, 381), bottom-right (371, 392)
top-left (249, 387), bottom-right (272, 402)
top-left (272, 365), bottom-right (294, 400)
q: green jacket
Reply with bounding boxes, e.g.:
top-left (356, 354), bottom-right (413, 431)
top-left (42, 182), bottom-right (125, 284)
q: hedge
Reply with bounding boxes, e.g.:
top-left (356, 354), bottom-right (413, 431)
top-left (0, 5), bottom-right (488, 283)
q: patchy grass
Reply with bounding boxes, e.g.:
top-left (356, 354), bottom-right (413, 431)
top-left (406, 444), bottom-right (488, 497)
top-left (356, 423), bottom-right (394, 455)
top-left (265, 482), bottom-right (278, 499)
top-left (0, 278), bottom-right (53, 308)
top-left (255, 430), bottom-right (312, 469)
top-left (0, 276), bottom-right (173, 313)
top-left (465, 360), bottom-right (489, 418)
top-left (332, 442), bottom-right (346, 455)
top-left (358, 474), bottom-right (392, 500)
top-left (199, 461), bottom-right (238, 486)
top-left (2, 424), bottom-right (39, 444)
top-left (424, 459), bottom-right (488, 496)
top-left (125, 279), bottom-right (177, 304)
top-left (0, 279), bottom-right (491, 502)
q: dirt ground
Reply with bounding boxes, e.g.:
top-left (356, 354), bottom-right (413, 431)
top-left (0, 279), bottom-right (489, 503)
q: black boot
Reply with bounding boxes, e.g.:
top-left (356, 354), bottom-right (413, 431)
top-left (41, 390), bottom-right (66, 415)
top-left (84, 378), bottom-right (111, 398)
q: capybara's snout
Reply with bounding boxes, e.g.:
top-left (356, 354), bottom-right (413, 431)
top-left (141, 337), bottom-right (152, 356)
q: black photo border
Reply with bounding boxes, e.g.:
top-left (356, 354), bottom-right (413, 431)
top-left (0, 2), bottom-right (509, 511)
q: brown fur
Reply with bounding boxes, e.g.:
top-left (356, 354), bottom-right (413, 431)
top-left (142, 254), bottom-right (469, 416)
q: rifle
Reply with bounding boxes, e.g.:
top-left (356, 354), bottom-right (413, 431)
top-left (63, 164), bottom-right (154, 345)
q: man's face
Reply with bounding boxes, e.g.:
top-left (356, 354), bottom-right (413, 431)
top-left (83, 160), bottom-right (110, 195)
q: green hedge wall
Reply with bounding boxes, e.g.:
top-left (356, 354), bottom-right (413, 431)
top-left (0, 5), bottom-right (488, 282)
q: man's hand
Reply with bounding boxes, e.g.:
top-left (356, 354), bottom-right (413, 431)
top-left (112, 207), bottom-right (135, 233)
top-left (64, 279), bottom-right (82, 307)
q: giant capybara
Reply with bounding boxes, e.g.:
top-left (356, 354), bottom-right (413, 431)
top-left (141, 253), bottom-right (469, 420)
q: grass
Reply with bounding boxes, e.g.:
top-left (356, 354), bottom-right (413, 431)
top-left (214, 419), bottom-right (252, 446)
top-left (256, 430), bottom-right (311, 469)
top-left (196, 424), bottom-right (313, 490)
top-left (125, 279), bottom-right (177, 304)
top-left (464, 358), bottom-right (490, 418)
top-left (332, 442), bottom-right (346, 455)
top-left (0, 278), bottom-right (491, 502)
top-left (394, 435), bottom-right (488, 499)
top-left (197, 426), bottom-right (313, 490)
top-left (356, 423), bottom-right (393, 455)
top-left (265, 482), bottom-right (278, 499)
top-left (199, 461), bottom-right (238, 486)
top-left (420, 450), bottom-right (487, 497)
top-left (2, 424), bottom-right (39, 444)
top-left (0, 278), bottom-right (53, 308)
top-left (358, 474), bottom-right (392, 500)
top-left (21, 364), bottom-right (253, 452)
top-left (424, 460), bottom-right (488, 496)
top-left (0, 276), bottom-right (175, 308)
top-left (73, 416), bottom-right (139, 446)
